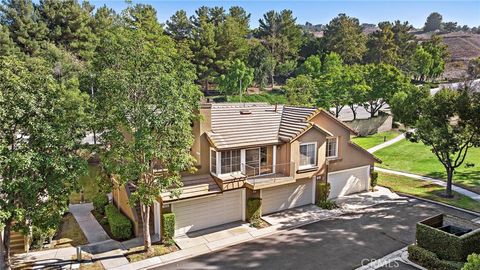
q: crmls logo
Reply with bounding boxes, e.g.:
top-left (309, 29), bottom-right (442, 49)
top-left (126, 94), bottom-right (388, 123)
top-left (361, 258), bottom-right (401, 268)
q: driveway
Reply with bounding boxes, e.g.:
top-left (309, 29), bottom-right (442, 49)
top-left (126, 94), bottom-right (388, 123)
top-left (150, 198), bottom-right (476, 270)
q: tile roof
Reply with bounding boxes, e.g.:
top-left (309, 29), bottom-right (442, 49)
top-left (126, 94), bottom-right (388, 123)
top-left (207, 103), bottom-right (319, 149)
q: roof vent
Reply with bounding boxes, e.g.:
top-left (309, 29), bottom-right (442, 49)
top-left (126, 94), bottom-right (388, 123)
top-left (240, 109), bottom-right (252, 115)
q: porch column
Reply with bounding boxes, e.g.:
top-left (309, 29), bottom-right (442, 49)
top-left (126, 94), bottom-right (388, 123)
top-left (154, 201), bottom-right (161, 239)
top-left (272, 145), bottom-right (277, 173)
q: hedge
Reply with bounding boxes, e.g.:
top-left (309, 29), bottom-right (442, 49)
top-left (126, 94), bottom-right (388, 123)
top-left (93, 194), bottom-right (109, 215)
top-left (317, 182), bottom-right (331, 203)
top-left (163, 213), bottom-right (175, 245)
top-left (416, 222), bottom-right (480, 261)
top-left (246, 198), bottom-right (262, 222)
top-left (105, 204), bottom-right (132, 240)
top-left (408, 245), bottom-right (464, 270)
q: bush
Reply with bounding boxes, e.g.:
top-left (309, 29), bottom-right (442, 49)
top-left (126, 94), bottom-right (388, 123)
top-left (105, 204), bottom-right (132, 240)
top-left (317, 200), bottom-right (337, 210)
top-left (93, 194), bottom-right (109, 215)
top-left (246, 198), bottom-right (262, 222)
top-left (408, 245), bottom-right (464, 270)
top-left (463, 253), bottom-right (480, 270)
top-left (317, 182), bottom-right (331, 203)
top-left (163, 213), bottom-right (175, 245)
top-left (370, 171), bottom-right (378, 191)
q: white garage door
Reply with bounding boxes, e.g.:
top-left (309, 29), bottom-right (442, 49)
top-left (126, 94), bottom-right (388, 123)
top-left (172, 189), bottom-right (244, 236)
top-left (262, 179), bottom-right (314, 215)
top-left (328, 166), bottom-right (370, 199)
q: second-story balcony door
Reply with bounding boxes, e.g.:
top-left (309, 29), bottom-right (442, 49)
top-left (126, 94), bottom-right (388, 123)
top-left (245, 148), bottom-right (260, 176)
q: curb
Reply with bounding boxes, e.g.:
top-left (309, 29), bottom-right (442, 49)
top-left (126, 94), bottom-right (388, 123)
top-left (380, 187), bottom-right (480, 217)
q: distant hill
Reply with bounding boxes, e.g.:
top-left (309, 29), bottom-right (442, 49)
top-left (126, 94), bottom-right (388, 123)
top-left (416, 31), bottom-right (480, 80)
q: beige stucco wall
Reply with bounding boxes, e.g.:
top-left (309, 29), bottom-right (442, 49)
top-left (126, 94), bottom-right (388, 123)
top-left (290, 128), bottom-right (327, 179)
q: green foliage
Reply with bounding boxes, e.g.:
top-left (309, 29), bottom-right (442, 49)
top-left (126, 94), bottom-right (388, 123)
top-left (416, 222), bottom-right (480, 262)
top-left (412, 46), bottom-right (434, 81)
top-left (247, 41), bottom-right (271, 87)
top-left (105, 204), bottom-right (132, 240)
top-left (364, 22), bottom-right (398, 65)
top-left (370, 171), bottom-right (378, 190)
top-left (32, 225), bottom-right (57, 249)
top-left (216, 59), bottom-right (254, 97)
top-left (408, 245), bottom-right (464, 270)
top-left (317, 200), bottom-right (337, 210)
top-left (463, 254), bottom-right (480, 270)
top-left (424, 12), bottom-right (443, 32)
top-left (422, 35), bottom-right (448, 80)
top-left (317, 182), bottom-right (331, 203)
top-left (298, 55), bottom-right (322, 77)
top-left (163, 213), bottom-right (175, 245)
top-left (284, 75), bottom-right (316, 106)
top-left (324, 13), bottom-right (366, 64)
top-left (246, 198), bottom-right (262, 222)
top-left (93, 194), bottom-right (109, 215)
top-left (467, 57), bottom-right (480, 79)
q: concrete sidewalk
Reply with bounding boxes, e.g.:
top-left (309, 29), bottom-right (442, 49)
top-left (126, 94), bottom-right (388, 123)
top-left (110, 187), bottom-right (401, 270)
top-left (376, 167), bottom-right (480, 202)
top-left (368, 133), bottom-right (405, 153)
top-left (69, 203), bottom-right (110, 243)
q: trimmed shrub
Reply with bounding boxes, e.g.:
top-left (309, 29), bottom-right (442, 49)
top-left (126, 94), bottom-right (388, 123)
top-left (105, 204), bottom-right (132, 240)
top-left (93, 194), bottom-right (109, 215)
top-left (416, 222), bottom-right (480, 262)
top-left (317, 182), bottom-right (331, 203)
top-left (246, 198), bottom-right (262, 222)
top-left (370, 171), bottom-right (378, 191)
top-left (408, 245), bottom-right (464, 270)
top-left (463, 253), bottom-right (480, 270)
top-left (317, 200), bottom-right (337, 210)
top-left (163, 213), bottom-right (175, 245)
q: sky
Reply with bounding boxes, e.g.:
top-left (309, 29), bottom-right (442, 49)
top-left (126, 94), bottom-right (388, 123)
top-left (88, 0), bottom-right (480, 29)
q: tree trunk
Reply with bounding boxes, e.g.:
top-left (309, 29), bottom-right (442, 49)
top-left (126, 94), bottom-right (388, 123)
top-left (141, 203), bottom-right (152, 254)
top-left (350, 106), bottom-right (357, 120)
top-left (335, 106), bottom-right (341, 118)
top-left (446, 168), bottom-right (454, 198)
top-left (270, 71), bottom-right (274, 89)
top-left (3, 220), bottom-right (11, 270)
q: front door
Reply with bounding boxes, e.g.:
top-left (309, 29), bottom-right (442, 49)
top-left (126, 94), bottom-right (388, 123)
top-left (245, 148), bottom-right (260, 176)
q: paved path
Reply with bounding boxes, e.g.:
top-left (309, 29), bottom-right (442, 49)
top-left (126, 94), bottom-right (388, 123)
top-left (368, 133), bottom-right (405, 153)
top-left (69, 203), bottom-right (110, 243)
top-left (375, 167), bottom-right (480, 202)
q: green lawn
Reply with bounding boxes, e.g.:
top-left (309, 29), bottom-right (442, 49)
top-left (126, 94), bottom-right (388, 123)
top-left (70, 164), bottom-right (105, 204)
top-left (375, 139), bottom-right (480, 194)
top-left (351, 130), bottom-right (402, 149)
top-left (378, 172), bottom-right (480, 213)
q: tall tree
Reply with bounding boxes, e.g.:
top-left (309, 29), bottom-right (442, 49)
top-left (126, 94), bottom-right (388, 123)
top-left (285, 75), bottom-right (316, 106)
top-left (391, 86), bottom-right (480, 197)
top-left (422, 35), bottom-right (448, 80)
top-left (166, 10), bottom-right (192, 40)
top-left (93, 15), bottom-right (201, 253)
top-left (0, 55), bottom-right (89, 268)
top-left (424, 12), bottom-right (443, 32)
top-left (0, 0), bottom-right (48, 55)
top-left (364, 22), bottom-right (398, 65)
top-left (363, 63), bottom-right (408, 117)
top-left (216, 59), bottom-right (253, 98)
top-left (323, 13), bottom-right (366, 64)
top-left (346, 65), bottom-right (369, 120)
top-left (411, 46), bottom-right (433, 81)
top-left (38, 0), bottom-right (97, 60)
top-left (247, 40), bottom-right (271, 88)
top-left (0, 24), bottom-right (20, 55)
top-left (391, 20), bottom-right (417, 74)
top-left (297, 54), bottom-right (322, 77)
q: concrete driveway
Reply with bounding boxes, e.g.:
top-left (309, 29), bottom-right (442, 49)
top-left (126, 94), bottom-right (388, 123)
top-left (150, 198), bottom-right (476, 270)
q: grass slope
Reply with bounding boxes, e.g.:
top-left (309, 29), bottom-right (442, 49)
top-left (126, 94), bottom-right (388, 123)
top-left (375, 139), bottom-right (480, 194)
top-left (351, 130), bottom-right (401, 150)
top-left (378, 172), bottom-right (480, 213)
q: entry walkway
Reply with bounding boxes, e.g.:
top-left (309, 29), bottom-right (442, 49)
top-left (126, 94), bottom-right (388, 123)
top-left (69, 203), bottom-right (110, 243)
top-left (368, 133), bottom-right (405, 153)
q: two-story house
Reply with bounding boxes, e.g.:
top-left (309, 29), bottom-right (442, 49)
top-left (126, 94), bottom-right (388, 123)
top-left (114, 102), bottom-right (381, 238)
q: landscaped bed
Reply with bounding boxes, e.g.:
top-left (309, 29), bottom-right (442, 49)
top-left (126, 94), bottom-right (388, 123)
top-left (351, 130), bottom-right (401, 149)
top-left (375, 139), bottom-right (480, 194)
top-left (124, 244), bottom-right (178, 263)
top-left (378, 172), bottom-right (480, 213)
top-left (53, 213), bottom-right (89, 248)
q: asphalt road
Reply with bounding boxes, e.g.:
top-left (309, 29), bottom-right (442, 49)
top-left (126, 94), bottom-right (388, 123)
top-left (151, 198), bottom-right (476, 270)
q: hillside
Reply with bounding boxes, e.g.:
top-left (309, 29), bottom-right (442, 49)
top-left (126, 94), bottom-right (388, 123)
top-left (416, 32), bottom-right (480, 80)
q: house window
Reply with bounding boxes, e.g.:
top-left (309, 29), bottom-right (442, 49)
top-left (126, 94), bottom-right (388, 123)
top-left (300, 143), bottom-right (317, 169)
top-left (221, 149), bottom-right (241, 174)
top-left (326, 137), bottom-right (338, 158)
top-left (210, 149), bottom-right (217, 174)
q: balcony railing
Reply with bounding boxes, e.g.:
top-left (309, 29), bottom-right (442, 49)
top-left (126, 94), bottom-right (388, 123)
top-left (241, 162), bottom-right (295, 186)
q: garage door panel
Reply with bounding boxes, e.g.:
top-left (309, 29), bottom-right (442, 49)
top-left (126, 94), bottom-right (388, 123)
top-left (172, 189), bottom-right (243, 236)
top-left (262, 179), bottom-right (313, 215)
top-left (328, 166), bottom-right (370, 199)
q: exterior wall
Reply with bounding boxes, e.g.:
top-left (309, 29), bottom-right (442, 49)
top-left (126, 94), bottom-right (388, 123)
top-left (345, 113), bottom-right (393, 136)
top-left (309, 112), bottom-right (375, 173)
top-left (290, 128), bottom-right (327, 180)
top-left (112, 185), bottom-right (141, 237)
top-left (190, 103), bottom-right (212, 174)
